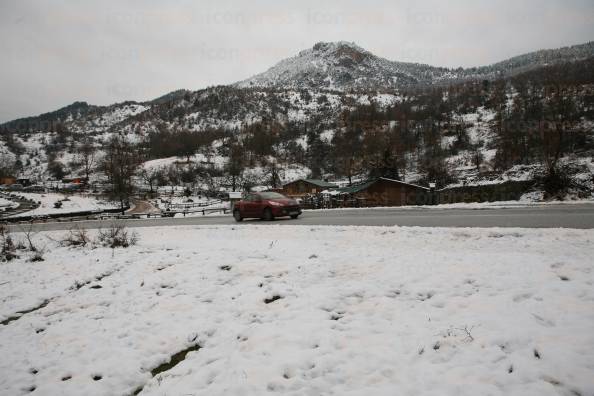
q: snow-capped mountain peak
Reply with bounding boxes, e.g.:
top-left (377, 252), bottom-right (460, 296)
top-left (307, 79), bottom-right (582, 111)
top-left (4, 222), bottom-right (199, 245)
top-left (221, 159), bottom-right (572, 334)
top-left (235, 41), bottom-right (422, 91)
top-left (235, 40), bottom-right (594, 91)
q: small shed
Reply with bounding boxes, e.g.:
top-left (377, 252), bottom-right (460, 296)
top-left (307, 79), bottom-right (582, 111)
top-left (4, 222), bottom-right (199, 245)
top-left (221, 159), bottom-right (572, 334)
top-left (16, 178), bottom-right (32, 187)
top-left (338, 177), bottom-right (430, 207)
top-left (282, 179), bottom-right (337, 197)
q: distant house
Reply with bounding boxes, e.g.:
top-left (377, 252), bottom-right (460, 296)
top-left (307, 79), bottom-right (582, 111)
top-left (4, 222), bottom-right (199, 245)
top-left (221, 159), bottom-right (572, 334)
top-left (282, 179), bottom-right (338, 197)
top-left (62, 177), bottom-right (88, 185)
top-left (336, 177), bottom-right (430, 206)
top-left (0, 176), bottom-right (16, 185)
top-left (16, 178), bottom-right (32, 187)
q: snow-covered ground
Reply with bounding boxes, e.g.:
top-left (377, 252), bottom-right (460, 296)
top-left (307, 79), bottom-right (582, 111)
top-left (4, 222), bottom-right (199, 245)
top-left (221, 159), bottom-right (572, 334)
top-left (9, 193), bottom-right (118, 218)
top-left (154, 195), bottom-right (218, 205)
top-left (310, 198), bottom-right (594, 212)
top-left (1, 225), bottom-right (593, 396)
top-left (0, 197), bottom-right (19, 212)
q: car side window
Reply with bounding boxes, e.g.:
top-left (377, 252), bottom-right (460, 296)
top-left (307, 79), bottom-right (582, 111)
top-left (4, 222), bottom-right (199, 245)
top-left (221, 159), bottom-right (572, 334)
top-left (245, 194), bottom-right (258, 202)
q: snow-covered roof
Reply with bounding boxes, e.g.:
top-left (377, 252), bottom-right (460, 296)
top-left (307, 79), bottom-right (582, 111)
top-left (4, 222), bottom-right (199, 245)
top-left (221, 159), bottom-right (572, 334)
top-left (283, 179), bottom-right (338, 188)
top-left (338, 177), bottom-right (429, 194)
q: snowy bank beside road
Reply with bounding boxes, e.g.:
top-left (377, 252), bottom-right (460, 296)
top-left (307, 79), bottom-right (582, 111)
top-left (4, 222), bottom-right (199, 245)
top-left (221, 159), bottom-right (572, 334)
top-left (1, 225), bottom-right (593, 396)
top-left (0, 197), bottom-right (18, 211)
top-left (309, 198), bottom-right (594, 212)
top-left (8, 193), bottom-right (118, 218)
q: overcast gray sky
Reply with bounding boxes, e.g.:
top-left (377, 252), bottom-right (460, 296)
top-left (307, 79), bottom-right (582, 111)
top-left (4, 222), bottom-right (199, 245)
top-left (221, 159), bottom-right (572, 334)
top-left (1, 0), bottom-right (593, 122)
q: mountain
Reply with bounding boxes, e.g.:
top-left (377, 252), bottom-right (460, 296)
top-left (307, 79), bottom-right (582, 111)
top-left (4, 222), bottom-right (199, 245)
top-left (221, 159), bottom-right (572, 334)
top-left (1, 41), bottom-right (593, 198)
top-left (470, 40), bottom-right (594, 76)
top-left (236, 40), bottom-right (594, 91)
top-left (235, 41), bottom-right (473, 90)
top-left (3, 40), bottom-right (594, 133)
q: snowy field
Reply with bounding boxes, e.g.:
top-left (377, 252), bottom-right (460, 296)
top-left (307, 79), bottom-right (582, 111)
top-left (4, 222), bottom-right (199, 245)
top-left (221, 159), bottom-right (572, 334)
top-left (9, 193), bottom-right (118, 218)
top-left (0, 197), bottom-right (18, 211)
top-left (1, 225), bottom-right (593, 396)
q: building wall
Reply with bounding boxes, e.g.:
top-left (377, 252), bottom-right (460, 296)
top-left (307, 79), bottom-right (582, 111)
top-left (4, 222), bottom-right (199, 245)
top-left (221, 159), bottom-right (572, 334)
top-left (283, 181), bottom-right (324, 197)
top-left (353, 179), bottom-right (430, 206)
top-left (0, 177), bottom-right (16, 185)
top-left (437, 180), bottom-right (534, 203)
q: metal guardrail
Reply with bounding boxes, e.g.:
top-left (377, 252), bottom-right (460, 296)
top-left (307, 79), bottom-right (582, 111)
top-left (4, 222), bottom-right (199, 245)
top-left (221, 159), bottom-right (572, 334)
top-left (0, 206), bottom-right (230, 226)
top-left (161, 206), bottom-right (229, 217)
top-left (0, 207), bottom-right (129, 224)
top-left (162, 199), bottom-right (224, 211)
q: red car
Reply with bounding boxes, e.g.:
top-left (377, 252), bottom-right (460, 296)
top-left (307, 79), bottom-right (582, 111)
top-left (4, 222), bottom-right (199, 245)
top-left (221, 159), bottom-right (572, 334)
top-left (233, 192), bottom-right (302, 222)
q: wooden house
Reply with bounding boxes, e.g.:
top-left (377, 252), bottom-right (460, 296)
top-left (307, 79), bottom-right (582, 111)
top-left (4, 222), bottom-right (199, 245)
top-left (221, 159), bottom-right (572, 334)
top-left (282, 179), bottom-right (337, 197)
top-left (0, 176), bottom-right (16, 185)
top-left (337, 177), bottom-right (430, 206)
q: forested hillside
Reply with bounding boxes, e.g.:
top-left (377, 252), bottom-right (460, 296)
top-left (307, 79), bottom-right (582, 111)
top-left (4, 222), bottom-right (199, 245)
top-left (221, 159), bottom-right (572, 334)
top-left (1, 43), bottom-right (593, 199)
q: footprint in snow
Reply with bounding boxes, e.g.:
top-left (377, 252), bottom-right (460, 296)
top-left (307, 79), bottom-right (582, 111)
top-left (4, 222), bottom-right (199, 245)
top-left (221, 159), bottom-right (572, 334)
top-left (532, 313), bottom-right (555, 327)
top-left (513, 293), bottom-right (532, 302)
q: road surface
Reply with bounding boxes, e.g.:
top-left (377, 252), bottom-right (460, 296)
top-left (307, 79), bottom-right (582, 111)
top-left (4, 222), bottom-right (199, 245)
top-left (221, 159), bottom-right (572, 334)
top-left (5, 204), bottom-right (594, 232)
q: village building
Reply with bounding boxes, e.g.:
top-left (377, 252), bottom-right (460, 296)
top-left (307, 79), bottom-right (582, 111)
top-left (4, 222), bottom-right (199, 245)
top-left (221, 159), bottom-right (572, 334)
top-left (0, 176), bottom-right (17, 185)
top-left (281, 179), bottom-right (338, 198)
top-left (62, 177), bottom-right (88, 185)
top-left (332, 177), bottom-right (431, 207)
top-left (16, 178), bottom-right (32, 187)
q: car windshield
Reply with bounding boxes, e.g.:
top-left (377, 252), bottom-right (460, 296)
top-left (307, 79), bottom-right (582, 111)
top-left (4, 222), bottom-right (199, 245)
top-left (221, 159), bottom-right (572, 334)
top-left (259, 192), bottom-right (287, 200)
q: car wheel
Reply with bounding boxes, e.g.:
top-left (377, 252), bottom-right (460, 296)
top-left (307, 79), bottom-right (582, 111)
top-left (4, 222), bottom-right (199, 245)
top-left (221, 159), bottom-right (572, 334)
top-left (290, 214), bottom-right (299, 219)
top-left (233, 210), bottom-right (243, 222)
top-left (263, 207), bottom-right (274, 221)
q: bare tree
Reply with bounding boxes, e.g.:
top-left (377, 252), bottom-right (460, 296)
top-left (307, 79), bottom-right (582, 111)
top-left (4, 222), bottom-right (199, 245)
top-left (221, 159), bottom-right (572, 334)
top-left (225, 139), bottom-right (245, 191)
top-left (102, 134), bottom-right (140, 211)
top-left (0, 225), bottom-right (18, 262)
top-left (332, 125), bottom-right (363, 185)
top-left (76, 138), bottom-right (96, 182)
top-left (177, 129), bottom-right (202, 163)
top-left (471, 142), bottom-right (484, 172)
top-left (138, 166), bottom-right (163, 196)
top-left (0, 154), bottom-right (17, 179)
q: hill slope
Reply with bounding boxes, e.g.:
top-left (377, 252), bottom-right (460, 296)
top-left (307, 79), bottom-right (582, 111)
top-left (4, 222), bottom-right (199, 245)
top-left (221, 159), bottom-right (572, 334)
top-left (1, 41), bottom-right (593, 198)
top-left (236, 41), bottom-right (594, 90)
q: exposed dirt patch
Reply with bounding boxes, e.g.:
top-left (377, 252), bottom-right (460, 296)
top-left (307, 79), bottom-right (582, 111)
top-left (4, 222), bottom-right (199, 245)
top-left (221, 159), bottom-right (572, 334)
top-left (131, 343), bottom-right (201, 395)
top-left (72, 269), bottom-right (118, 291)
top-left (1, 300), bottom-right (50, 326)
top-left (264, 295), bottom-right (283, 304)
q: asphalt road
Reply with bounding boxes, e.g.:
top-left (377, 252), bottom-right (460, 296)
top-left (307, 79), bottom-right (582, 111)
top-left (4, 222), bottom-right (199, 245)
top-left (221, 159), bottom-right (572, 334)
top-left (5, 204), bottom-right (594, 232)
